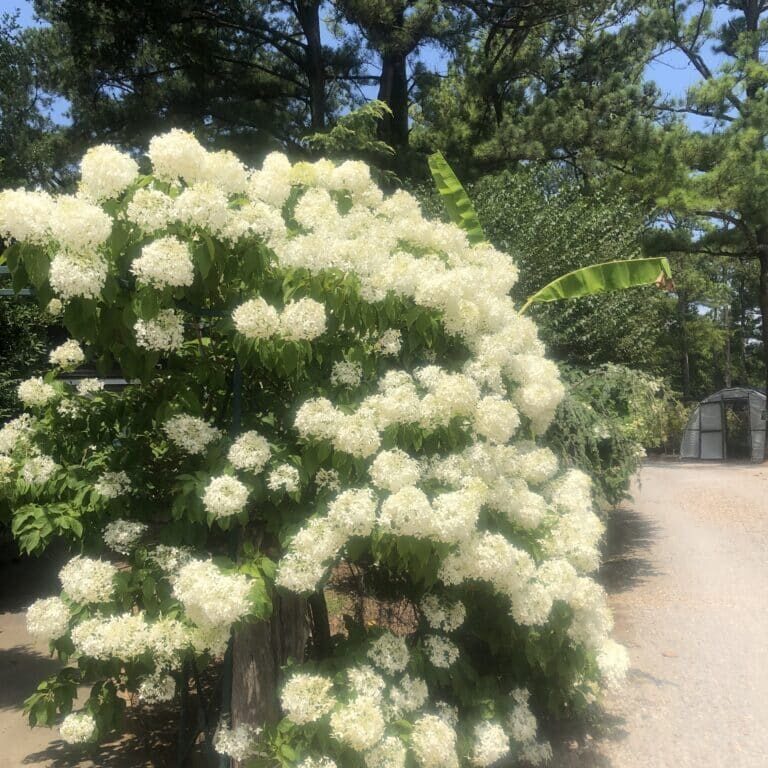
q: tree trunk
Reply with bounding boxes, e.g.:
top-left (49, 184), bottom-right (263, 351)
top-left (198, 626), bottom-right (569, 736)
top-left (677, 291), bottom-right (691, 399)
top-left (758, 248), bottom-right (768, 414)
top-left (724, 303), bottom-right (732, 388)
top-left (231, 594), bottom-right (307, 764)
top-left (377, 51), bottom-right (410, 151)
top-left (296, 1), bottom-right (326, 132)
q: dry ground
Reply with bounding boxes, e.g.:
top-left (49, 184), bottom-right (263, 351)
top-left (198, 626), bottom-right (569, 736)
top-left (561, 460), bottom-right (768, 768)
top-left (2, 460), bottom-right (768, 766)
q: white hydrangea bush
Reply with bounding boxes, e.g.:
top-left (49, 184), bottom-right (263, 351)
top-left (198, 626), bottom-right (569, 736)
top-left (0, 131), bottom-right (627, 763)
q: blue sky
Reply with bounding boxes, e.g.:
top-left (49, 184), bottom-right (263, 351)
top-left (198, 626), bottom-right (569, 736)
top-left (1, 0), bottom-right (728, 128)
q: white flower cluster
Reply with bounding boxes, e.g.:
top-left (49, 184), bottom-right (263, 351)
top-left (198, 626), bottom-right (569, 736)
top-left (126, 188), bottom-right (174, 233)
top-left (21, 453), bottom-right (58, 485)
top-left (49, 340), bottom-right (85, 370)
top-left (103, 519), bottom-right (147, 554)
top-left (411, 714), bottom-right (459, 768)
top-left (228, 430), bottom-right (271, 473)
top-left (163, 414), bottom-right (220, 454)
top-left (374, 328), bottom-right (402, 356)
top-left (94, 470), bottom-right (131, 498)
top-left (330, 697), bottom-right (386, 751)
top-left (135, 308), bottom-right (185, 351)
top-left (280, 673), bottom-right (335, 725)
top-left (60, 712), bottom-right (96, 744)
top-left (214, 723), bottom-right (262, 761)
top-left (202, 475), bottom-right (250, 518)
top-left (79, 144), bottom-right (138, 201)
top-left (367, 632), bottom-right (409, 674)
top-left (150, 544), bottom-right (194, 573)
top-left (368, 449), bottom-right (421, 492)
top-left (17, 377), bottom-right (57, 408)
top-left (275, 488), bottom-right (377, 592)
top-left (420, 595), bottom-right (465, 633)
top-left (232, 296), bottom-right (326, 342)
top-left (26, 596), bottom-right (70, 642)
top-left (49, 251), bottom-right (109, 301)
top-left (76, 377), bottom-right (104, 396)
top-left (267, 463), bottom-right (300, 493)
top-left (59, 556), bottom-right (117, 604)
top-left (423, 635), bottom-right (460, 668)
top-left (172, 559), bottom-right (252, 641)
top-left (470, 721), bottom-right (510, 767)
top-left (330, 360), bottom-right (363, 388)
top-left (131, 236), bottom-right (194, 288)
top-left (0, 189), bottom-right (55, 245)
top-left (0, 413), bottom-right (31, 454)
top-left (138, 672), bottom-right (177, 704)
top-left (507, 688), bottom-right (552, 763)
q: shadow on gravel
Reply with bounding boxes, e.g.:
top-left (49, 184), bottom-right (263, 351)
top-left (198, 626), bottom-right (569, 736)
top-left (22, 735), bottom-right (152, 768)
top-left (0, 644), bottom-right (60, 711)
top-left (550, 499), bottom-right (659, 767)
top-left (599, 504), bottom-right (659, 594)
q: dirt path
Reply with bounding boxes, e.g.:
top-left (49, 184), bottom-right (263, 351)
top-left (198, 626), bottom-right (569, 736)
top-left (570, 460), bottom-right (768, 768)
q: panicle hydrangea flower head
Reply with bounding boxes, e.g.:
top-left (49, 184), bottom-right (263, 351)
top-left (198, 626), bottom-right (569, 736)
top-left (59, 556), bottom-right (117, 604)
top-left (228, 431), bottom-right (271, 473)
top-left (367, 631), bottom-right (409, 675)
top-left (330, 697), bottom-right (386, 751)
top-left (410, 714), bottom-right (459, 768)
top-left (330, 361), bottom-right (363, 389)
top-left (0, 413), bottom-right (31, 454)
top-left (21, 454), bottom-right (58, 484)
top-left (364, 736), bottom-right (407, 768)
top-left (202, 475), bottom-right (250, 518)
top-left (148, 128), bottom-right (207, 184)
top-left (49, 251), bottom-right (108, 301)
top-left (50, 196), bottom-right (113, 253)
top-left (126, 187), bottom-right (174, 233)
top-left (49, 340), bottom-right (85, 370)
top-left (103, 519), bottom-right (147, 554)
top-left (420, 595), bottom-right (466, 633)
top-left (213, 722), bottom-right (262, 761)
top-left (470, 721), bottom-right (510, 767)
top-left (138, 671), bottom-right (177, 704)
top-left (172, 559), bottom-right (252, 629)
top-left (267, 464), bottom-right (300, 494)
top-left (76, 378), bottom-right (104, 396)
top-left (71, 612), bottom-right (151, 660)
top-left (134, 309), bottom-right (185, 351)
top-left (280, 673), bottom-right (335, 724)
top-left (60, 712), bottom-right (96, 744)
top-left (423, 635), bottom-right (460, 668)
top-left (232, 296), bottom-right (281, 340)
top-left (131, 236), bottom-right (194, 288)
top-left (279, 298), bottom-right (326, 341)
top-left (163, 414), bottom-right (220, 454)
top-left (368, 449), bottom-right (421, 492)
top-left (17, 377), bottom-right (57, 408)
top-left (79, 144), bottom-right (139, 201)
top-left (26, 597), bottom-right (70, 642)
top-left (0, 188), bottom-right (55, 244)
top-left (94, 470), bottom-right (131, 498)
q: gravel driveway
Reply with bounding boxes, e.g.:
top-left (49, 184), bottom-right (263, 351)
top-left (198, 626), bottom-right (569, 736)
top-left (566, 460), bottom-right (768, 768)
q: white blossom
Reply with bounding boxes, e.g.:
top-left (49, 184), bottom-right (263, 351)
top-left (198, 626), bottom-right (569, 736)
top-left (330, 697), bottom-right (385, 751)
top-left (228, 431), bottom-right (271, 473)
top-left (79, 144), bottom-right (138, 201)
top-left (279, 298), bottom-right (326, 341)
top-left (411, 714), bottom-right (459, 768)
top-left (470, 721), bottom-right (510, 767)
top-left (202, 475), bottom-right (250, 518)
top-left (59, 556), bottom-right (117, 604)
top-left (17, 377), bottom-right (57, 407)
top-left (138, 672), bottom-right (177, 704)
top-left (330, 361), bottom-right (362, 388)
top-left (281, 673), bottom-right (335, 725)
top-left (76, 378), bottom-right (104, 396)
top-left (94, 470), bottom-right (131, 498)
top-left (424, 635), bottom-right (459, 668)
top-left (26, 597), bottom-right (70, 642)
top-left (49, 340), bottom-right (85, 370)
top-left (134, 309), bottom-right (185, 352)
top-left (232, 297), bottom-right (281, 340)
top-left (60, 712), bottom-right (96, 744)
top-left (131, 236), bottom-right (194, 288)
top-left (367, 632), bottom-right (409, 674)
top-left (163, 414), bottom-right (220, 454)
top-left (267, 464), bottom-right (300, 493)
top-left (103, 519), bottom-right (147, 554)
top-left (213, 723), bottom-right (262, 761)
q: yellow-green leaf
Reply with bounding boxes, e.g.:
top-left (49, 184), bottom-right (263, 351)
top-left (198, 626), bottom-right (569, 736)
top-left (520, 257), bottom-right (673, 314)
top-left (427, 151), bottom-right (485, 244)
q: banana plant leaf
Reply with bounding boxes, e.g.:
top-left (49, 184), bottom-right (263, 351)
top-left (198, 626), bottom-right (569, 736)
top-left (519, 257), bottom-right (673, 314)
top-left (427, 151), bottom-right (486, 244)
